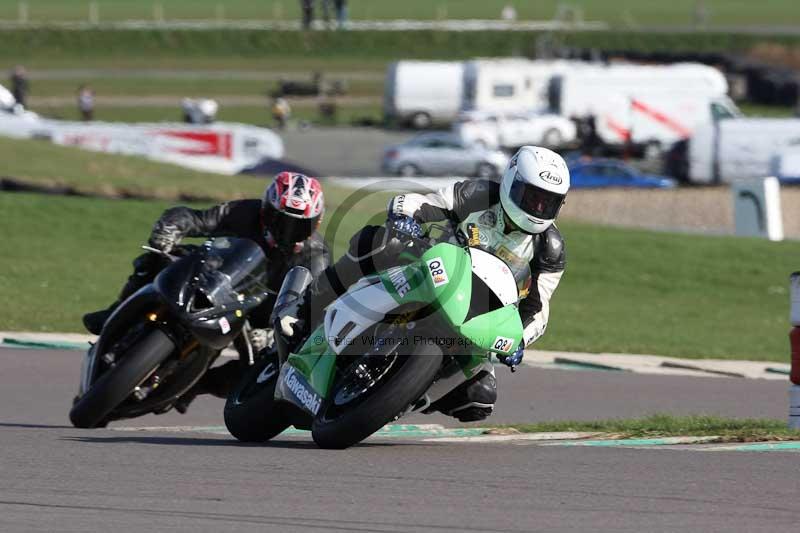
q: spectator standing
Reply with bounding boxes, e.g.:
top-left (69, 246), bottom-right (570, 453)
top-left (501, 4), bottom-right (518, 21)
top-left (77, 85), bottom-right (95, 121)
top-left (10, 65), bottom-right (29, 108)
top-left (334, 0), bottom-right (347, 28)
top-left (272, 97), bottom-right (291, 129)
top-left (300, 0), bottom-right (314, 29)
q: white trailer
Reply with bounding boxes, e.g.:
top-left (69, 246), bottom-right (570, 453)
top-left (687, 118), bottom-right (800, 184)
top-left (383, 61), bottom-right (464, 128)
top-left (462, 58), bottom-right (584, 114)
top-left (548, 63), bottom-right (735, 150)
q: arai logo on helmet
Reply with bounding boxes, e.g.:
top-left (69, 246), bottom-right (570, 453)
top-left (538, 170), bottom-right (563, 185)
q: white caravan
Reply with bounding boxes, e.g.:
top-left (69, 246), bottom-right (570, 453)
top-left (548, 63), bottom-right (737, 149)
top-left (687, 118), bottom-right (800, 184)
top-left (383, 61), bottom-right (464, 128)
top-left (461, 59), bottom-right (584, 114)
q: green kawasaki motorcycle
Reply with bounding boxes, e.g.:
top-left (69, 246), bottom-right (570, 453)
top-left (224, 223), bottom-right (531, 449)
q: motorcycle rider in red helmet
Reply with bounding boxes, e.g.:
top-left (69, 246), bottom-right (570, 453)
top-left (82, 172), bottom-right (329, 409)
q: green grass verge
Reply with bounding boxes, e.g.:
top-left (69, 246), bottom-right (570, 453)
top-left (34, 103), bottom-right (382, 127)
top-left (1, 185), bottom-right (795, 362)
top-left (506, 414), bottom-right (800, 442)
top-left (2, 29), bottom-right (800, 68)
top-left (0, 136), bottom-right (265, 200)
top-left (0, 137), bottom-right (795, 360)
top-left (0, 0), bottom-right (797, 28)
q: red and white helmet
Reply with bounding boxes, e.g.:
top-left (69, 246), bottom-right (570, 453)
top-left (261, 172), bottom-right (324, 248)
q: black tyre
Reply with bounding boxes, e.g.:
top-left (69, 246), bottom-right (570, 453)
top-left (542, 128), bottom-right (563, 147)
top-left (410, 112), bottom-right (432, 129)
top-left (475, 162), bottom-right (496, 179)
top-left (312, 342), bottom-right (443, 449)
top-left (224, 354), bottom-right (289, 442)
top-left (398, 163), bottom-right (420, 177)
top-left (69, 329), bottom-right (175, 429)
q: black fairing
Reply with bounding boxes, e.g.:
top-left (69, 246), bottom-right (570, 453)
top-left (153, 238), bottom-right (270, 350)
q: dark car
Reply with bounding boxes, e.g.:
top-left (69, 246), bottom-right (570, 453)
top-left (568, 159), bottom-right (677, 189)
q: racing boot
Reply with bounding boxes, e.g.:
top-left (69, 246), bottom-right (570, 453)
top-left (428, 370), bottom-right (497, 422)
top-left (82, 253), bottom-right (164, 335)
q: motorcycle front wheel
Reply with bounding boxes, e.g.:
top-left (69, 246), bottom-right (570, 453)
top-left (69, 328), bottom-right (175, 428)
top-left (312, 341), bottom-right (443, 449)
top-left (224, 353), bottom-right (289, 442)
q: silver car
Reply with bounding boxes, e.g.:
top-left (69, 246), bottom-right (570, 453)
top-left (381, 132), bottom-right (509, 178)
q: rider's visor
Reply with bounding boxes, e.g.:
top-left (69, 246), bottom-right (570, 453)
top-left (509, 174), bottom-right (564, 220)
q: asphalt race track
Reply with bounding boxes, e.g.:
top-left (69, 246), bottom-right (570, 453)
top-left (2, 347), bottom-right (799, 532)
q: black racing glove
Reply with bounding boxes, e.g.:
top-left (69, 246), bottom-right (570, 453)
top-left (148, 224), bottom-right (180, 253)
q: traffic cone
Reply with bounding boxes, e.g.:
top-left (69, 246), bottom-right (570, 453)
top-left (788, 273), bottom-right (800, 430)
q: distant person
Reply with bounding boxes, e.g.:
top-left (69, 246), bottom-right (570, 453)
top-left (77, 85), bottom-right (95, 121)
top-left (10, 65), bottom-right (28, 108)
top-left (334, 0), bottom-right (347, 28)
top-left (272, 97), bottom-right (291, 129)
top-left (501, 4), bottom-right (518, 21)
top-left (300, 0), bottom-right (314, 29)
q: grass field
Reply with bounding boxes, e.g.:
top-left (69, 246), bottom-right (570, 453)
top-left (508, 414), bottom-right (800, 442)
top-left (0, 136), bottom-right (265, 199)
top-left (32, 103), bottom-right (383, 127)
top-left (0, 133), bottom-right (796, 362)
top-left (0, 0), bottom-right (796, 28)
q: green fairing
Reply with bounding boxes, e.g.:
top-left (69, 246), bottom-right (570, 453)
top-left (460, 304), bottom-right (523, 355)
top-left (283, 242), bottom-right (525, 408)
top-left (287, 324), bottom-right (337, 398)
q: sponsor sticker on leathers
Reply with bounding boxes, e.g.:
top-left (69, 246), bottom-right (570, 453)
top-left (426, 257), bottom-right (449, 288)
top-left (493, 336), bottom-right (515, 353)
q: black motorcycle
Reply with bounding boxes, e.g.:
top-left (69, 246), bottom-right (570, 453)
top-left (69, 237), bottom-right (270, 428)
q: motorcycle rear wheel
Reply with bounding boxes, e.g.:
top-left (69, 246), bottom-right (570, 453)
top-left (312, 342), bottom-right (443, 449)
top-left (69, 328), bottom-right (175, 428)
top-left (224, 354), bottom-right (289, 442)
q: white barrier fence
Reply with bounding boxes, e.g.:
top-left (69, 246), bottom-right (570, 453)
top-left (0, 109), bottom-right (284, 175)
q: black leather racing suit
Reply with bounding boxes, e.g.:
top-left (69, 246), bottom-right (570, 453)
top-left (307, 179), bottom-right (566, 421)
top-left (108, 199), bottom-right (330, 400)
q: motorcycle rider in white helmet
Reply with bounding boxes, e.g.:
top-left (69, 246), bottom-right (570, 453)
top-left (284, 146), bottom-right (569, 422)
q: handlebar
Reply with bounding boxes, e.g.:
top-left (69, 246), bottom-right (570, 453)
top-left (141, 245), bottom-right (179, 263)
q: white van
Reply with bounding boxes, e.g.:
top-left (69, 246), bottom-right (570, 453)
top-left (453, 110), bottom-right (576, 150)
top-left (687, 118), bottom-right (800, 184)
top-left (384, 61), bottom-right (464, 128)
top-left (548, 63), bottom-right (735, 150)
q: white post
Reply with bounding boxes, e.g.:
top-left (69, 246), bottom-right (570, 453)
top-left (153, 2), bottom-right (164, 23)
top-left (88, 1), bottom-right (99, 24)
top-left (732, 176), bottom-right (784, 241)
top-left (789, 273), bottom-right (800, 429)
top-left (18, 1), bottom-right (28, 24)
top-left (272, 1), bottom-right (283, 20)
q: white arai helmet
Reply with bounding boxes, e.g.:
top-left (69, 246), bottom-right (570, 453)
top-left (499, 146), bottom-right (570, 234)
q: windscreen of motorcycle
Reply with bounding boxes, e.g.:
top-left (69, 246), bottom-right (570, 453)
top-left (468, 248), bottom-right (522, 306)
top-left (195, 238), bottom-right (269, 307)
top-left (457, 206), bottom-right (533, 300)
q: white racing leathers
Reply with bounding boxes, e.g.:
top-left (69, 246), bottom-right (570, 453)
top-left (388, 179), bottom-right (565, 347)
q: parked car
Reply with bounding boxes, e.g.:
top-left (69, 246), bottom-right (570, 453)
top-left (569, 159), bottom-right (677, 188)
top-left (382, 133), bottom-right (509, 178)
top-left (454, 110), bottom-right (576, 150)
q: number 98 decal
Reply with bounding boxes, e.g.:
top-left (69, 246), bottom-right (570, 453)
top-left (426, 257), bottom-right (449, 288)
top-left (493, 336), bottom-right (515, 353)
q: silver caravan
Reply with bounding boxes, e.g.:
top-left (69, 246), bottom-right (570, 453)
top-left (384, 61), bottom-right (464, 129)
